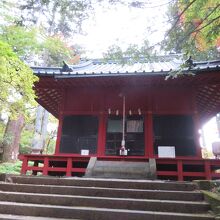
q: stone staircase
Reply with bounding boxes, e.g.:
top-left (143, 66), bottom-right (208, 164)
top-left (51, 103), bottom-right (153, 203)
top-left (0, 175), bottom-right (216, 220)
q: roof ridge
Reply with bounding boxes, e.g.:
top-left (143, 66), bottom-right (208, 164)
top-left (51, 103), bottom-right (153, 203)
top-left (31, 57), bottom-right (220, 76)
top-left (31, 66), bottom-right (61, 70)
top-left (194, 59), bottom-right (220, 65)
top-left (79, 55), bottom-right (182, 65)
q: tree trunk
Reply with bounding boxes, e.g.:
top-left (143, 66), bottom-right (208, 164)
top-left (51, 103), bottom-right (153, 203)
top-left (31, 105), bottom-right (44, 153)
top-left (31, 105), bottom-right (49, 154)
top-left (41, 110), bottom-right (49, 151)
top-left (1, 115), bottom-right (25, 162)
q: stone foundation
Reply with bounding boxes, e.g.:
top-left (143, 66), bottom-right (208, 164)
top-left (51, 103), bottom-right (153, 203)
top-left (85, 157), bottom-right (156, 179)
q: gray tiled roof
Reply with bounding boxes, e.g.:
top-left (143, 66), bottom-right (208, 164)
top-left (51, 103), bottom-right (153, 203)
top-left (31, 58), bottom-right (220, 77)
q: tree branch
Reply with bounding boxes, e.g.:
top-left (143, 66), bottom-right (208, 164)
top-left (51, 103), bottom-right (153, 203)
top-left (163, 2), bottom-right (220, 53)
top-left (165, 0), bottom-right (198, 38)
top-left (192, 4), bottom-right (220, 40)
top-left (192, 15), bottom-right (220, 34)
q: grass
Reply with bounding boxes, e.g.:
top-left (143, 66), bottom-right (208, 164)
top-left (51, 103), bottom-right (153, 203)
top-left (0, 161), bottom-right (22, 174)
top-left (195, 180), bottom-right (220, 215)
top-left (202, 190), bottom-right (220, 215)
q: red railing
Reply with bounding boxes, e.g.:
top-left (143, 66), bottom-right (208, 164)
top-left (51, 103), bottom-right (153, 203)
top-left (18, 154), bottom-right (220, 181)
top-left (156, 158), bottom-right (220, 181)
top-left (18, 154), bottom-right (90, 177)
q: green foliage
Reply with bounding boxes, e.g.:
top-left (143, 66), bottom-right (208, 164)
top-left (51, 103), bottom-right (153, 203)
top-left (0, 0), bottom-right (79, 66)
top-left (202, 189), bottom-right (220, 215)
top-left (19, 129), bottom-right (33, 154)
top-left (180, 0), bottom-right (220, 41)
top-left (0, 161), bottom-right (22, 174)
top-left (164, 0), bottom-right (220, 60)
top-left (0, 26), bottom-right (40, 58)
top-left (0, 121), bottom-right (5, 143)
top-left (202, 147), bottom-right (214, 159)
top-left (0, 25), bottom-right (75, 66)
top-left (103, 40), bottom-right (157, 63)
top-left (42, 35), bottom-right (74, 66)
top-left (0, 1), bottom-right (77, 114)
top-left (191, 181), bottom-right (220, 214)
top-left (43, 115), bottom-right (57, 154)
top-left (0, 41), bottom-right (38, 118)
top-left (19, 0), bottom-right (93, 36)
top-left (44, 137), bottom-right (56, 154)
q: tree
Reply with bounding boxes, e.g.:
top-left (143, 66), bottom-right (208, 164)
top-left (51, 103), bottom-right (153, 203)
top-left (0, 25), bottom-right (40, 58)
top-left (1, 115), bottom-right (25, 162)
top-left (163, 0), bottom-right (220, 60)
top-left (103, 40), bottom-right (157, 63)
top-left (0, 0), bottom-right (85, 160)
top-left (31, 105), bottom-right (49, 154)
top-left (0, 25), bottom-right (76, 66)
top-left (40, 33), bottom-right (76, 66)
top-left (0, 0), bottom-right (79, 66)
top-left (13, 0), bottom-right (84, 153)
top-left (0, 41), bottom-right (37, 116)
top-left (0, 41), bottom-right (38, 162)
top-left (19, 0), bottom-right (93, 36)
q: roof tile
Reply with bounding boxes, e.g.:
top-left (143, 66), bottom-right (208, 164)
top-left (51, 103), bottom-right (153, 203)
top-left (31, 58), bottom-right (220, 77)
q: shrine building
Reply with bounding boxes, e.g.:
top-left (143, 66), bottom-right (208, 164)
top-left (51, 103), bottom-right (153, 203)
top-left (19, 57), bottom-right (220, 181)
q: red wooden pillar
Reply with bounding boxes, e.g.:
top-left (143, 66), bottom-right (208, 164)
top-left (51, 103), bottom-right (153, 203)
top-left (97, 113), bottom-right (107, 156)
top-left (177, 160), bottom-right (183, 181)
top-left (21, 156), bottom-right (28, 175)
top-left (66, 157), bottom-right (72, 177)
top-left (204, 160), bottom-right (211, 180)
top-left (55, 89), bottom-right (66, 154)
top-left (55, 114), bottom-right (63, 154)
top-left (192, 89), bottom-right (202, 158)
top-left (43, 157), bottom-right (49, 175)
top-left (146, 111), bottom-right (154, 158)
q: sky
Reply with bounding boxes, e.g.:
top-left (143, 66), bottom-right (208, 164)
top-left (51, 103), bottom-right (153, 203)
top-left (73, 0), bottom-right (171, 58)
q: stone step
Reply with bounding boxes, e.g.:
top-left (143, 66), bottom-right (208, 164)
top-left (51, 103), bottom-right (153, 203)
top-left (0, 182), bottom-right (203, 201)
top-left (0, 214), bottom-right (77, 220)
top-left (0, 191), bottom-right (210, 214)
top-left (10, 176), bottom-right (196, 191)
top-left (0, 201), bottom-right (214, 220)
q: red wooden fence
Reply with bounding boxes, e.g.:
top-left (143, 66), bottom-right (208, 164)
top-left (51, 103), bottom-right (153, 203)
top-left (156, 158), bottom-right (220, 181)
top-left (19, 154), bottom-right (220, 181)
top-left (19, 154), bottom-right (90, 177)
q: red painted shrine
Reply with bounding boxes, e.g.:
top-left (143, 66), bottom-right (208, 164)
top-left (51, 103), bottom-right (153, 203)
top-left (19, 57), bottom-right (220, 180)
